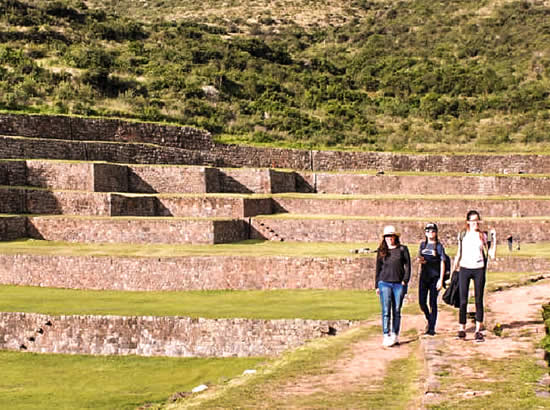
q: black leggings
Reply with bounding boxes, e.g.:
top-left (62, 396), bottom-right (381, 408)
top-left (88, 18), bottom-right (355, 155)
top-left (458, 267), bottom-right (486, 324)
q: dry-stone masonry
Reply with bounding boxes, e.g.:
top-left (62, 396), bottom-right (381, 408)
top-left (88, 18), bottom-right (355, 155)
top-left (3, 114), bottom-right (550, 173)
top-left (0, 312), bottom-right (355, 357)
top-left (250, 217), bottom-right (550, 244)
top-left (312, 173), bottom-right (550, 196)
top-left (27, 217), bottom-right (247, 244)
top-left (0, 113), bottom-right (213, 150)
top-left (0, 254), bottom-right (544, 292)
top-left (273, 197), bottom-right (550, 218)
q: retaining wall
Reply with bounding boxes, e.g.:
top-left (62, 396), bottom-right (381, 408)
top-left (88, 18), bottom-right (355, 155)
top-left (4, 114), bottom-right (550, 174)
top-left (128, 165), bottom-right (217, 193)
top-left (0, 113), bottom-right (213, 150)
top-left (0, 312), bottom-right (353, 357)
top-left (0, 216), bottom-right (26, 240)
top-left (0, 136), bottom-right (218, 166)
top-left (0, 254), bottom-right (545, 292)
top-left (0, 187), bottom-right (273, 217)
top-left (0, 160), bottom-right (301, 194)
top-left (250, 218), bottom-right (550, 244)
top-left (0, 160), bottom-right (26, 186)
top-left (27, 217), bottom-right (247, 244)
top-left (274, 197), bottom-right (550, 218)
top-left (110, 195), bottom-right (272, 218)
top-left (312, 173), bottom-right (550, 196)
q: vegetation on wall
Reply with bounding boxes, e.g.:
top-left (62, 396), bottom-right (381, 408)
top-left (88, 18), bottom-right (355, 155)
top-left (1, 0), bottom-right (549, 152)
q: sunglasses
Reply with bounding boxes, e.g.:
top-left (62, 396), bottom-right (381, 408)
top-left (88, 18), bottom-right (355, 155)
top-left (425, 229), bottom-right (437, 232)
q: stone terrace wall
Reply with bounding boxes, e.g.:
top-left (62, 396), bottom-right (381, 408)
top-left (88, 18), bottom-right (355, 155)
top-left (0, 187), bottom-right (274, 218)
top-left (129, 165), bottom-right (217, 193)
top-left (0, 312), bottom-right (354, 357)
top-left (0, 136), bottom-right (218, 166)
top-left (211, 144), bottom-right (312, 171)
top-left (0, 254), bottom-right (546, 292)
top-left (111, 195), bottom-right (272, 218)
top-left (0, 160), bottom-right (26, 186)
top-left (0, 188), bottom-right (25, 213)
top-left (274, 197), bottom-right (550, 218)
top-left (220, 168), bottom-right (297, 193)
top-left (1, 160), bottom-right (300, 195)
top-left (3, 114), bottom-right (550, 173)
top-left (0, 254), bottom-right (372, 290)
top-left (0, 113), bottom-right (213, 150)
top-left (26, 190), bottom-right (112, 215)
top-left (310, 150), bottom-right (550, 174)
top-left (250, 217), bottom-right (550, 244)
top-left (0, 216), bottom-right (26, 240)
top-left (27, 217), bottom-right (247, 244)
top-left (27, 161), bottom-right (94, 191)
top-left (312, 173), bottom-right (550, 196)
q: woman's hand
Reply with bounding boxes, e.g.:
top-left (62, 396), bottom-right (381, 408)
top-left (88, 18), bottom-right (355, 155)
top-left (436, 278), bottom-right (443, 291)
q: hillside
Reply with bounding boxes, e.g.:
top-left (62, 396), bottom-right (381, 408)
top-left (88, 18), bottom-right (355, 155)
top-left (1, 0), bottom-right (549, 152)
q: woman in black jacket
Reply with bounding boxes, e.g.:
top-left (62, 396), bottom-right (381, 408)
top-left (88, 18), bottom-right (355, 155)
top-left (375, 225), bottom-right (411, 347)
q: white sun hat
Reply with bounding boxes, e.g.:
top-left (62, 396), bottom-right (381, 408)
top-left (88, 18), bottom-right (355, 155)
top-left (382, 225), bottom-right (400, 237)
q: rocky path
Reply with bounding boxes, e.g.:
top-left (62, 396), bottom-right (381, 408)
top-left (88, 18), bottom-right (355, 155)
top-left (263, 278), bottom-right (550, 409)
top-left (421, 277), bottom-right (550, 407)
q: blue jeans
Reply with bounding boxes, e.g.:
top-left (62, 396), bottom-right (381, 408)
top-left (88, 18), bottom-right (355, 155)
top-left (419, 276), bottom-right (439, 333)
top-left (378, 281), bottom-right (406, 336)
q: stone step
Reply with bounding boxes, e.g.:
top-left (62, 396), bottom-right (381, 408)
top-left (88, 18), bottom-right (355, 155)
top-left (3, 114), bottom-right (550, 173)
top-left (5, 159), bottom-right (550, 196)
top-left (311, 172), bottom-right (550, 196)
top-left (2, 213), bottom-right (547, 245)
top-left (0, 187), bottom-right (273, 217)
top-left (272, 195), bottom-right (550, 218)
top-left (0, 252), bottom-right (545, 291)
top-left (0, 159), bottom-right (303, 194)
top-left (250, 216), bottom-right (550, 244)
top-left (25, 216), bottom-right (246, 245)
top-left (4, 184), bottom-right (550, 219)
top-left (0, 135), bottom-right (218, 166)
top-left (0, 311), bottom-right (352, 357)
top-left (0, 113), bottom-right (214, 150)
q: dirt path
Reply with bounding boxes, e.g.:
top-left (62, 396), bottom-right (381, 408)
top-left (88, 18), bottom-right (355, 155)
top-left (276, 315), bottom-right (425, 397)
top-left (269, 279), bottom-right (550, 408)
top-left (422, 278), bottom-right (550, 406)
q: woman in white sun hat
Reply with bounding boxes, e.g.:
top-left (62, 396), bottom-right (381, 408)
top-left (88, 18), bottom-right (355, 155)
top-left (375, 225), bottom-right (411, 347)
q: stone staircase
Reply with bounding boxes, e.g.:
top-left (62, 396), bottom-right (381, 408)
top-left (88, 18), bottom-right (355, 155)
top-left (1, 113), bottom-right (549, 358)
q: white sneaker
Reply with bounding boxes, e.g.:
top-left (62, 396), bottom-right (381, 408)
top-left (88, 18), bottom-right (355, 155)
top-left (382, 334), bottom-right (393, 347)
top-left (392, 334), bottom-right (399, 346)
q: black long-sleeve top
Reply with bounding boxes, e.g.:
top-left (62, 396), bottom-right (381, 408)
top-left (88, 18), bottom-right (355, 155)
top-left (375, 246), bottom-right (411, 288)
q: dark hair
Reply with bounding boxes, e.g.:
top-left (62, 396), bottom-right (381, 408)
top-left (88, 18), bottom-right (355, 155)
top-left (423, 233), bottom-right (439, 247)
top-left (424, 223), bottom-right (439, 243)
top-left (377, 235), bottom-right (401, 259)
top-left (464, 210), bottom-right (482, 232)
top-left (462, 209), bottom-right (486, 244)
top-left (466, 210), bottom-right (481, 221)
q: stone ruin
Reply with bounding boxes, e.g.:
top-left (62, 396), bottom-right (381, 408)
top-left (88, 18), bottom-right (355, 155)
top-left (0, 113), bottom-right (549, 357)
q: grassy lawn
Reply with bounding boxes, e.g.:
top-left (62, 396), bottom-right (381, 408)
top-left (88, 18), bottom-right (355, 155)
top-left (429, 354), bottom-right (549, 410)
top-left (1, 238), bottom-right (550, 259)
top-left (0, 239), bottom-right (376, 258)
top-left (0, 351), bottom-right (264, 410)
top-left (169, 326), bottom-right (420, 409)
top-left (486, 271), bottom-right (548, 292)
top-left (0, 286), bottom-right (379, 320)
